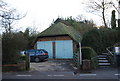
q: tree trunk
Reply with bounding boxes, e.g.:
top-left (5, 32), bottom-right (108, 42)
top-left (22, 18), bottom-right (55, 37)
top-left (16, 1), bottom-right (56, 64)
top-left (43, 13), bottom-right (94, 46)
top-left (102, 13), bottom-right (107, 27)
top-left (102, 1), bottom-right (108, 28)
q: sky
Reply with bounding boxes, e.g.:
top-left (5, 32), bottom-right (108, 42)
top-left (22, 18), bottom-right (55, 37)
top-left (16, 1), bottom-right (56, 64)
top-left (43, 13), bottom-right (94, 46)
top-left (2, 0), bottom-right (118, 33)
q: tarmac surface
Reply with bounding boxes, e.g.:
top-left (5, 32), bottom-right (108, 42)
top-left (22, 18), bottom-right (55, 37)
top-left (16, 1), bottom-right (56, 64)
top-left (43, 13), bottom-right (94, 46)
top-left (2, 60), bottom-right (120, 81)
top-left (30, 60), bottom-right (75, 72)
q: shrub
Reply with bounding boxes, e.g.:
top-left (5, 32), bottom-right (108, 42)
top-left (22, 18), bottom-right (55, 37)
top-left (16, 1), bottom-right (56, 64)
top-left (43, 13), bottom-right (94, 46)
top-left (82, 47), bottom-right (98, 69)
top-left (2, 32), bottom-right (28, 64)
top-left (82, 28), bottom-right (119, 54)
top-left (82, 28), bottom-right (102, 54)
top-left (19, 56), bottom-right (26, 61)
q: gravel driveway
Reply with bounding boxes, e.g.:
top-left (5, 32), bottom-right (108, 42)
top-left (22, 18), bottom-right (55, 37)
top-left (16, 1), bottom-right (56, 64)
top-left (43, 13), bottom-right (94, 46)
top-left (30, 60), bottom-right (76, 72)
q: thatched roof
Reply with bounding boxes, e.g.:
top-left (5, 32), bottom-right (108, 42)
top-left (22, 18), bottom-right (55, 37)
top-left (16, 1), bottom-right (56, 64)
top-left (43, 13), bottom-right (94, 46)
top-left (38, 22), bottom-right (81, 42)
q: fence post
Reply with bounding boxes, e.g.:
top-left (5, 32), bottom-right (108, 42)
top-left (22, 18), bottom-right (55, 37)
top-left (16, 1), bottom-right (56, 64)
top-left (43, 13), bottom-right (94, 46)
top-left (26, 53), bottom-right (30, 70)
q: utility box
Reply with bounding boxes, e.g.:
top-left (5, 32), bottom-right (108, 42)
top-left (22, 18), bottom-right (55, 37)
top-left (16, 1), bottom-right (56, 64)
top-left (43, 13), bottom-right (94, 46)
top-left (115, 47), bottom-right (120, 67)
top-left (115, 47), bottom-right (120, 55)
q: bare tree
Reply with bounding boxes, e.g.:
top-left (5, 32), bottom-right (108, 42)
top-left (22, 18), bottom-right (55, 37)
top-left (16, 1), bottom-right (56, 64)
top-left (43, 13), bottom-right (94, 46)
top-left (0, 0), bottom-right (7, 11)
top-left (76, 15), bottom-right (87, 22)
top-left (0, 0), bottom-right (26, 33)
top-left (85, 0), bottom-right (113, 27)
top-left (0, 9), bottom-right (26, 33)
top-left (110, 0), bottom-right (120, 14)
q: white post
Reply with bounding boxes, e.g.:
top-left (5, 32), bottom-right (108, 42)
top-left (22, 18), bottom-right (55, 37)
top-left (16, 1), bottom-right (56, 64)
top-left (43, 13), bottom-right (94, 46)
top-left (118, 0), bottom-right (120, 27)
top-left (78, 35), bottom-right (82, 66)
top-left (79, 42), bottom-right (82, 65)
top-left (118, 1), bottom-right (120, 18)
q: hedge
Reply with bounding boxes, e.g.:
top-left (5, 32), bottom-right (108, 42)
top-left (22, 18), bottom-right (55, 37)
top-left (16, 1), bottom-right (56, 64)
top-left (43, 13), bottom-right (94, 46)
top-left (82, 47), bottom-right (98, 69)
top-left (82, 28), bottom-right (119, 54)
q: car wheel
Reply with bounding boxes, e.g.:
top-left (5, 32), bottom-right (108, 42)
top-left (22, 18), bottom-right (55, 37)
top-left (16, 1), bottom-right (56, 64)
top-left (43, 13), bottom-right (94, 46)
top-left (35, 57), bottom-right (40, 62)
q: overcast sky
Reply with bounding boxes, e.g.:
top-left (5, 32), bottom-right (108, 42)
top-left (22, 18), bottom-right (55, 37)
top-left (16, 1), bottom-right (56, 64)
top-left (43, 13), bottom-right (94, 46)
top-left (4, 0), bottom-right (118, 32)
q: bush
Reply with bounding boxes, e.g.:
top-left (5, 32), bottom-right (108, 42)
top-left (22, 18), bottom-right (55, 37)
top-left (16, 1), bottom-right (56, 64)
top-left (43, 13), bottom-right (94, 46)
top-left (82, 28), bottom-right (119, 54)
top-left (82, 47), bottom-right (98, 69)
top-left (82, 28), bottom-right (102, 54)
top-left (2, 32), bottom-right (28, 64)
top-left (19, 56), bottom-right (26, 61)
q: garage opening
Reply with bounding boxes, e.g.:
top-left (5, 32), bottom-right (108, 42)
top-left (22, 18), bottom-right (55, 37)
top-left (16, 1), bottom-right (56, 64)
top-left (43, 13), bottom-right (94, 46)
top-left (37, 40), bottom-right (73, 59)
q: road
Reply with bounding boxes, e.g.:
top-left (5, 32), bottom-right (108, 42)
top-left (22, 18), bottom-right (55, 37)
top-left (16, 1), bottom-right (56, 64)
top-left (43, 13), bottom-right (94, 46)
top-left (2, 60), bottom-right (120, 81)
top-left (2, 68), bottom-right (120, 80)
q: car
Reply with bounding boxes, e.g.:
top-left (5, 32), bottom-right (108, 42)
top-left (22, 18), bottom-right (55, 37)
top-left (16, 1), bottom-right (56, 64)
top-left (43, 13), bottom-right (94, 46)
top-left (24, 49), bottom-right (48, 62)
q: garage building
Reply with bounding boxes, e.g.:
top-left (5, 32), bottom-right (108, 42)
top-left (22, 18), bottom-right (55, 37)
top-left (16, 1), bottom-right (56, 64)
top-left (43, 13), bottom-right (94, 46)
top-left (34, 22), bottom-right (81, 59)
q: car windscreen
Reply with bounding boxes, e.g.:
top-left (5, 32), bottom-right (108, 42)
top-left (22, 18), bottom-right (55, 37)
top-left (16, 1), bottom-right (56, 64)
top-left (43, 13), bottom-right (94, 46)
top-left (40, 49), bottom-right (48, 53)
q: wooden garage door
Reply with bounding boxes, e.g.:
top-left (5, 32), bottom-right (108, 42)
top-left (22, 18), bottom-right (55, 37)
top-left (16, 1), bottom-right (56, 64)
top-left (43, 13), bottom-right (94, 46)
top-left (37, 41), bottom-right (53, 58)
top-left (55, 40), bottom-right (73, 59)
